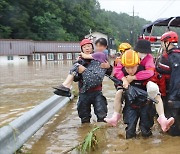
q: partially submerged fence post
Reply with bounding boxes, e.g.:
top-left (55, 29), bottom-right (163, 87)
top-left (0, 95), bottom-right (74, 154)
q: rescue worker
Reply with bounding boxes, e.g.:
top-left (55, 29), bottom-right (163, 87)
top-left (114, 43), bottom-right (131, 66)
top-left (54, 38), bottom-right (111, 123)
top-left (152, 31), bottom-right (180, 136)
top-left (77, 38), bottom-right (112, 123)
top-left (105, 40), bottom-right (174, 132)
top-left (120, 50), bottom-right (154, 139)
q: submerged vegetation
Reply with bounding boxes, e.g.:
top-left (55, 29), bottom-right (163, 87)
top-left (62, 126), bottom-right (100, 153)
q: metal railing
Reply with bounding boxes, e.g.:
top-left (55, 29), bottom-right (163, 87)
top-left (0, 95), bottom-right (74, 154)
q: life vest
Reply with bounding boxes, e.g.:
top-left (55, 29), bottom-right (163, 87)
top-left (122, 65), bottom-right (151, 108)
top-left (149, 71), bottom-right (170, 96)
top-left (122, 65), bottom-right (146, 90)
top-left (155, 47), bottom-right (180, 100)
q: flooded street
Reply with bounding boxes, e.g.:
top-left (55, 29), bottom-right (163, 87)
top-left (0, 61), bottom-right (179, 154)
top-left (0, 61), bottom-right (73, 126)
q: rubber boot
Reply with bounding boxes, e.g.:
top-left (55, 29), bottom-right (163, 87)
top-left (157, 115), bottom-right (175, 132)
top-left (104, 112), bottom-right (121, 127)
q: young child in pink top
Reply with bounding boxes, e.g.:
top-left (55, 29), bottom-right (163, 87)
top-left (114, 53), bottom-right (154, 81)
top-left (105, 40), bottom-right (174, 132)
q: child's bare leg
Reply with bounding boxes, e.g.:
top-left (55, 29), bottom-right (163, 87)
top-left (155, 95), bottom-right (174, 132)
top-left (154, 95), bottom-right (164, 116)
top-left (55, 63), bottom-right (82, 90)
top-left (104, 89), bottom-right (123, 126)
top-left (147, 81), bottom-right (174, 132)
top-left (114, 89), bottom-right (123, 113)
top-left (62, 74), bottom-right (74, 89)
top-left (62, 65), bottom-right (86, 88)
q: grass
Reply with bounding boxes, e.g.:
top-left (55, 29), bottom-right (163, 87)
top-left (79, 126), bottom-right (100, 153)
top-left (62, 126), bottom-right (100, 154)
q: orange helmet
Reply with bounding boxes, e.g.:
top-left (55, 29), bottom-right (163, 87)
top-left (121, 49), bottom-right (140, 67)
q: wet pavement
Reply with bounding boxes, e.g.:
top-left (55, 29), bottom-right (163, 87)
top-left (0, 61), bottom-right (179, 154)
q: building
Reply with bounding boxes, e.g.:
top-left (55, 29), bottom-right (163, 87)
top-left (85, 31), bottom-right (116, 56)
top-left (85, 31), bottom-right (108, 44)
top-left (0, 39), bottom-right (81, 64)
top-left (0, 39), bottom-right (33, 63)
top-left (32, 41), bottom-right (80, 62)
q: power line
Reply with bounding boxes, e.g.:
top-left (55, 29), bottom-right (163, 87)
top-left (156, 0), bottom-right (175, 19)
top-left (151, 0), bottom-right (175, 20)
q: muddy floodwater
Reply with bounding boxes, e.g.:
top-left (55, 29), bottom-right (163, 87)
top-left (0, 61), bottom-right (179, 154)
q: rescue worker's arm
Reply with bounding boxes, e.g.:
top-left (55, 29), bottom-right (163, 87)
top-left (126, 75), bottom-right (136, 83)
top-left (80, 52), bottom-right (93, 59)
top-left (156, 55), bottom-right (171, 74)
top-left (105, 65), bottom-right (113, 76)
top-left (80, 52), bottom-right (106, 61)
top-left (135, 56), bottom-right (155, 80)
top-left (122, 77), bottom-right (129, 89)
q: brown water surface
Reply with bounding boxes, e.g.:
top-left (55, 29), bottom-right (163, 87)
top-left (0, 61), bottom-right (179, 154)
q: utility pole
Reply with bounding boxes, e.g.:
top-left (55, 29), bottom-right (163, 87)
top-left (129, 6), bottom-right (138, 47)
top-left (131, 6), bottom-right (135, 46)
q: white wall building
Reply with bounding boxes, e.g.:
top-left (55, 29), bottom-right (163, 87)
top-left (85, 31), bottom-right (108, 44)
top-left (85, 31), bottom-right (117, 56)
top-left (0, 55), bottom-right (28, 65)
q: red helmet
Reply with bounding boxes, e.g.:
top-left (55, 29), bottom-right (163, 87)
top-left (80, 39), bottom-right (93, 47)
top-left (160, 31), bottom-right (178, 43)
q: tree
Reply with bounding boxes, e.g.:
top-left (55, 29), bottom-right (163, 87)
top-left (1, 0), bottom-right (178, 42)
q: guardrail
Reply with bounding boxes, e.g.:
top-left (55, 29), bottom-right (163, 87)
top-left (0, 95), bottom-right (74, 154)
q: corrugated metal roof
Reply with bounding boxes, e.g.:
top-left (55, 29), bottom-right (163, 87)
top-left (34, 42), bottom-right (80, 52)
top-left (0, 39), bottom-right (81, 56)
top-left (0, 40), bottom-right (34, 56)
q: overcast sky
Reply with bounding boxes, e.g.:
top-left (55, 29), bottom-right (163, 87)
top-left (98, 0), bottom-right (180, 21)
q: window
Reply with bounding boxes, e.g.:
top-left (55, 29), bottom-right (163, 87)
top-left (67, 53), bottom-right (72, 60)
top-left (19, 56), bottom-right (25, 60)
top-left (57, 53), bottom-right (64, 60)
top-left (33, 54), bottom-right (40, 61)
top-left (74, 53), bottom-right (80, 59)
top-left (47, 53), bottom-right (54, 61)
top-left (7, 56), bottom-right (13, 60)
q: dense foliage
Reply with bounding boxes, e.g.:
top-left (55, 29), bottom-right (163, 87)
top-left (0, 0), bottom-right (173, 45)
